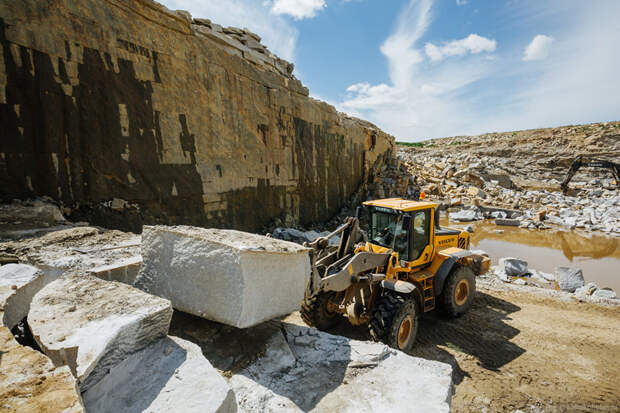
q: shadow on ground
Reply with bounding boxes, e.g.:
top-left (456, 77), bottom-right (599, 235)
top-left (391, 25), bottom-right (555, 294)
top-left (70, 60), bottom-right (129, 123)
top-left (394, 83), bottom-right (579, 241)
top-left (170, 312), bottom-right (351, 411)
top-left (320, 290), bottom-right (525, 385)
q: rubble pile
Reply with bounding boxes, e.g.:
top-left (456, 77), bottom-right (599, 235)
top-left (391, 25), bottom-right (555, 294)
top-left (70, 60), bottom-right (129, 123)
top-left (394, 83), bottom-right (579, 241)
top-left (485, 253), bottom-right (618, 301)
top-left (399, 122), bottom-right (620, 236)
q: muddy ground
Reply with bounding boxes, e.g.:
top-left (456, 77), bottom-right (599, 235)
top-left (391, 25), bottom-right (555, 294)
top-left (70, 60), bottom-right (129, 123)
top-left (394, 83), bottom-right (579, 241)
top-left (283, 282), bottom-right (620, 412)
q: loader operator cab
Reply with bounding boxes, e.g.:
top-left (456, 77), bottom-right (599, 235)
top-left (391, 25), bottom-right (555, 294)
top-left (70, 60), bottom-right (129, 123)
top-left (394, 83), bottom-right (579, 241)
top-left (365, 199), bottom-right (434, 264)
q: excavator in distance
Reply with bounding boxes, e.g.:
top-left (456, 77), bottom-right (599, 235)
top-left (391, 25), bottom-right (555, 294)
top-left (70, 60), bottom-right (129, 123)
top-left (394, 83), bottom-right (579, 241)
top-left (561, 155), bottom-right (620, 194)
top-left (300, 196), bottom-right (490, 352)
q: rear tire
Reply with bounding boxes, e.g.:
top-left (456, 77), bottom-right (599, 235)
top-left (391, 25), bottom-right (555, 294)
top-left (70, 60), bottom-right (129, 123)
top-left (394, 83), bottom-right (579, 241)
top-left (300, 291), bottom-right (341, 330)
top-left (369, 292), bottom-right (419, 352)
top-left (439, 265), bottom-right (476, 317)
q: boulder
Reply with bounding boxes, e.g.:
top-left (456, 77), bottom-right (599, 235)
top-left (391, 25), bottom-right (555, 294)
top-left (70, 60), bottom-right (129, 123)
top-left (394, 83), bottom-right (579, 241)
top-left (135, 226), bottom-right (310, 328)
top-left (592, 288), bottom-right (617, 299)
top-left (83, 336), bottom-right (236, 413)
top-left (0, 264), bottom-right (56, 329)
top-left (498, 258), bottom-right (528, 277)
top-left (229, 323), bottom-right (453, 412)
top-left (0, 327), bottom-right (84, 413)
top-left (449, 209), bottom-right (480, 222)
top-left (554, 267), bottom-right (585, 293)
top-left (574, 282), bottom-right (598, 297)
top-left (29, 274), bottom-right (172, 391)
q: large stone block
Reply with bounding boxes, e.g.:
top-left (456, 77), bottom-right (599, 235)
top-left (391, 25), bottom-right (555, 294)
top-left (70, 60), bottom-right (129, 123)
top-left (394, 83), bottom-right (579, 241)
top-left (83, 336), bottom-right (236, 413)
top-left (135, 225), bottom-right (310, 328)
top-left (229, 323), bottom-right (454, 412)
top-left (0, 263), bottom-right (55, 329)
top-left (29, 274), bottom-right (173, 392)
top-left (0, 326), bottom-right (84, 413)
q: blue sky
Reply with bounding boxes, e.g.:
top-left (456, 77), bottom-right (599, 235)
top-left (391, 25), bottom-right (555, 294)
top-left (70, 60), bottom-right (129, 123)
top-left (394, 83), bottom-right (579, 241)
top-left (160, 0), bottom-right (620, 141)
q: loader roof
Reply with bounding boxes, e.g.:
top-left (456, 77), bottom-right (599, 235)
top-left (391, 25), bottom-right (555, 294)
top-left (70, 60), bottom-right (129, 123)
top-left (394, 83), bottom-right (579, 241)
top-left (363, 198), bottom-right (438, 212)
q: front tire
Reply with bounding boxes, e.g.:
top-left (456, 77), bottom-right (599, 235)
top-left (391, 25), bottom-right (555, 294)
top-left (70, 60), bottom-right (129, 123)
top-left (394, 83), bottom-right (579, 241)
top-left (369, 292), bottom-right (419, 352)
top-left (439, 265), bottom-right (476, 317)
top-left (300, 291), bottom-right (341, 330)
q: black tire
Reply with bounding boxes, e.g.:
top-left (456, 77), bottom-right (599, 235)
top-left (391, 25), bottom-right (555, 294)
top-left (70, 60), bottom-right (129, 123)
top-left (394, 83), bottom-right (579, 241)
top-left (369, 292), bottom-right (419, 352)
top-left (439, 265), bottom-right (476, 317)
top-left (300, 291), bottom-right (340, 330)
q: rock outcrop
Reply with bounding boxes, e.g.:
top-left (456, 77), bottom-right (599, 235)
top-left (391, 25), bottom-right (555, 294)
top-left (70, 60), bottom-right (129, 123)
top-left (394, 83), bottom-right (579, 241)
top-left (28, 274), bottom-right (173, 391)
top-left (0, 0), bottom-right (394, 232)
top-left (135, 225), bottom-right (310, 328)
top-left (0, 327), bottom-right (84, 413)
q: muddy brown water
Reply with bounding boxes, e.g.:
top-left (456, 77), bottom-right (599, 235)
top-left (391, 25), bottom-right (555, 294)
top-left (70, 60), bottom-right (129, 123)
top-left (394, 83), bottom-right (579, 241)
top-left (442, 218), bottom-right (620, 292)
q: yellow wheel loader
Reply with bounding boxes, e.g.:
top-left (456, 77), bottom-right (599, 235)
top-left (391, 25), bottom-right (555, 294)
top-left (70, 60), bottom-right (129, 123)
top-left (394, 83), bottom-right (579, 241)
top-left (301, 197), bottom-right (490, 352)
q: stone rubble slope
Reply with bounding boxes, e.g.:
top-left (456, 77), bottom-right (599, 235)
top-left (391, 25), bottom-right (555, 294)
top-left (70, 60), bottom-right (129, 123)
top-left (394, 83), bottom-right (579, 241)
top-left (82, 335), bottom-right (237, 413)
top-left (0, 327), bottom-right (85, 413)
top-left (229, 323), bottom-right (453, 413)
top-left (28, 274), bottom-right (173, 392)
top-left (399, 122), bottom-right (620, 237)
top-left (135, 225), bottom-right (310, 328)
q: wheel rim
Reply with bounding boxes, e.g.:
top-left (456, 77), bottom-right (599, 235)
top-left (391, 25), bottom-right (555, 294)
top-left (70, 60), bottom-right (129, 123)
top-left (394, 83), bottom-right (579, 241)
top-left (454, 279), bottom-right (470, 306)
top-left (397, 315), bottom-right (414, 349)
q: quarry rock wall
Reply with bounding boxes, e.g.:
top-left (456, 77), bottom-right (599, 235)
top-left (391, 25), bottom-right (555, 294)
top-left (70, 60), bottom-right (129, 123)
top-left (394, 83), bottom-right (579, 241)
top-left (0, 0), bottom-right (394, 232)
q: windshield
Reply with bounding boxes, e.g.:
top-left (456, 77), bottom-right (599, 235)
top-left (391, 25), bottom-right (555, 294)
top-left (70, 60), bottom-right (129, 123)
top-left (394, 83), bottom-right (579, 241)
top-left (369, 209), bottom-right (409, 260)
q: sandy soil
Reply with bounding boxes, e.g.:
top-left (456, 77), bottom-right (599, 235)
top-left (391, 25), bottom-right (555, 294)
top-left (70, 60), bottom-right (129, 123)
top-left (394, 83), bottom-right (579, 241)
top-left (284, 283), bottom-right (620, 412)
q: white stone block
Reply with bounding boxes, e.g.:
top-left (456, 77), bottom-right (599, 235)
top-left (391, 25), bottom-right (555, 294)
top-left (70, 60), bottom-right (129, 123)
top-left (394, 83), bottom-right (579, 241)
top-left (0, 263), bottom-right (56, 329)
top-left (29, 274), bottom-right (172, 391)
top-left (230, 323), bottom-right (454, 412)
top-left (83, 336), bottom-right (237, 413)
top-left (135, 226), bottom-right (310, 328)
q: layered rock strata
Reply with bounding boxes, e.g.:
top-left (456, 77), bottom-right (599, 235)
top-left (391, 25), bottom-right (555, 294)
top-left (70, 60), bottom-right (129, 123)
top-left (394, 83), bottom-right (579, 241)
top-left (135, 225), bottom-right (310, 328)
top-left (0, 0), bottom-right (394, 232)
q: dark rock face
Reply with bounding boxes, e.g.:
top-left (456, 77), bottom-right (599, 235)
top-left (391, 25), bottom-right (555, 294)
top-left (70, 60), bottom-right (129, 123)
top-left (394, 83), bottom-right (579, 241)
top-left (0, 0), bottom-right (393, 232)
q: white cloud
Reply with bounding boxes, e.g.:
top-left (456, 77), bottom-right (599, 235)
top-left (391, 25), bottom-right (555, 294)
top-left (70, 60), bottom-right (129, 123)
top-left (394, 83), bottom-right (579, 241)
top-left (424, 34), bottom-right (496, 61)
top-left (338, 0), bottom-right (620, 140)
top-left (339, 0), bottom-right (497, 139)
top-left (270, 0), bottom-right (326, 19)
top-left (159, 0), bottom-right (298, 60)
top-left (456, 0), bottom-right (468, 6)
top-left (523, 34), bottom-right (554, 61)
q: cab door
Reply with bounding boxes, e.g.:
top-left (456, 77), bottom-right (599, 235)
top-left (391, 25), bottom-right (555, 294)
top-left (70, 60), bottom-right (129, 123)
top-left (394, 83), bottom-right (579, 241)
top-left (406, 208), bottom-right (434, 267)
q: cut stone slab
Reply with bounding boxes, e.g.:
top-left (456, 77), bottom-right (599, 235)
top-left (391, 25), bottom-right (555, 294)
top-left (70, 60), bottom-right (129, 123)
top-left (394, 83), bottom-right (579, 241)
top-left (229, 323), bottom-right (454, 412)
top-left (29, 274), bottom-right (173, 392)
top-left (494, 218), bottom-right (521, 227)
top-left (83, 335), bottom-right (236, 413)
top-left (554, 267), bottom-right (584, 293)
top-left (0, 326), bottom-right (84, 413)
top-left (87, 256), bottom-right (142, 285)
top-left (135, 226), bottom-right (311, 328)
top-left (0, 263), bottom-right (56, 329)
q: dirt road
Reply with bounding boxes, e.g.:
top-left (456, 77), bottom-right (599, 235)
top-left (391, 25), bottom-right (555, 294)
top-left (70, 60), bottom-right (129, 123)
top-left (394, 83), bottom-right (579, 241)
top-left (284, 283), bottom-right (620, 412)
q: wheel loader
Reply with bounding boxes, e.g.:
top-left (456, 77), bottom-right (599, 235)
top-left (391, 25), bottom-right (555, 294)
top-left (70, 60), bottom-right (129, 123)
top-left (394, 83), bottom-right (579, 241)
top-left (301, 197), bottom-right (490, 351)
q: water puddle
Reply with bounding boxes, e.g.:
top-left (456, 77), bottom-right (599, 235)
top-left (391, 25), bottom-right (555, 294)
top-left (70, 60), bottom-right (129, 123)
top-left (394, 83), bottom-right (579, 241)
top-left (442, 218), bottom-right (620, 291)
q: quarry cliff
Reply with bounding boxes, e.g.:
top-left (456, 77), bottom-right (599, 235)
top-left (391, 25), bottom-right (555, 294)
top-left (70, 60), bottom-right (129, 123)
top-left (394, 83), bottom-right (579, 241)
top-left (0, 0), bottom-right (394, 232)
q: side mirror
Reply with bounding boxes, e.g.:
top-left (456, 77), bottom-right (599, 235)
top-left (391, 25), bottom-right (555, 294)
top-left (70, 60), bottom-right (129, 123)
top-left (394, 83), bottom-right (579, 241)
top-left (355, 206), bottom-right (364, 219)
top-left (402, 214), bottom-right (412, 229)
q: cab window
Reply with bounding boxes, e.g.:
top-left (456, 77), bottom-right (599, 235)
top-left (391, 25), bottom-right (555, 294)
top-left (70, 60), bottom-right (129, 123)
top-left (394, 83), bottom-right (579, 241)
top-left (410, 209), bottom-right (430, 261)
top-left (370, 210), bottom-right (409, 260)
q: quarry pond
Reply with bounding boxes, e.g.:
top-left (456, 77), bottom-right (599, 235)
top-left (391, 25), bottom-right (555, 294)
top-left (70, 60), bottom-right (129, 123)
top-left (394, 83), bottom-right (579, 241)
top-left (446, 218), bottom-right (620, 292)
